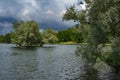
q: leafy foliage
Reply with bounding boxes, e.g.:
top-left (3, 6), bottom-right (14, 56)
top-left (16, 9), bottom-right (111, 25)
top-left (12, 20), bottom-right (41, 47)
top-left (41, 29), bottom-right (58, 44)
top-left (57, 26), bottom-right (83, 43)
top-left (64, 0), bottom-right (120, 71)
top-left (0, 33), bottom-right (11, 43)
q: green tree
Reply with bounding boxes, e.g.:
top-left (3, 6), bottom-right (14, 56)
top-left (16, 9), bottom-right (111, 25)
top-left (13, 20), bottom-right (24, 30)
top-left (0, 33), bottom-right (11, 43)
top-left (0, 35), bottom-right (5, 43)
top-left (57, 30), bottom-right (71, 42)
top-left (4, 33), bottom-right (11, 43)
top-left (41, 29), bottom-right (58, 45)
top-left (64, 0), bottom-right (120, 71)
top-left (57, 27), bottom-right (83, 43)
top-left (87, 0), bottom-right (120, 70)
top-left (12, 20), bottom-right (41, 47)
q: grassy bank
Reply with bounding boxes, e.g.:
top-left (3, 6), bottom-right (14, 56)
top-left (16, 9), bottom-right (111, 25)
top-left (58, 41), bottom-right (77, 45)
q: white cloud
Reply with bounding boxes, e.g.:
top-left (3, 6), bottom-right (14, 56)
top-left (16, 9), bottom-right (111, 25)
top-left (80, 1), bottom-right (87, 10)
top-left (0, 0), bottom-right (79, 21)
top-left (22, 9), bottom-right (30, 16)
top-left (46, 10), bottom-right (55, 15)
top-left (24, 0), bottom-right (38, 8)
top-left (59, 10), bottom-right (66, 17)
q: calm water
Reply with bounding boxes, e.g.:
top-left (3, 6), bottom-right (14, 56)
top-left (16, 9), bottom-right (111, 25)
top-left (0, 44), bottom-right (119, 80)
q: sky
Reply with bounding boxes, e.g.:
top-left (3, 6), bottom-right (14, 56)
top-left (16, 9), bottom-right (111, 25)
top-left (0, 0), bottom-right (84, 35)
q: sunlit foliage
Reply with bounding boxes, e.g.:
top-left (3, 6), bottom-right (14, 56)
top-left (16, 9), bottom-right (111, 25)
top-left (12, 20), bottom-right (41, 47)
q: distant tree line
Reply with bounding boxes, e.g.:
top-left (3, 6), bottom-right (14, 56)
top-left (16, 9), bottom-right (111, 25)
top-left (57, 25), bottom-right (83, 43)
top-left (11, 20), bottom-right (59, 47)
top-left (0, 20), bottom-right (86, 45)
top-left (0, 33), bottom-right (11, 43)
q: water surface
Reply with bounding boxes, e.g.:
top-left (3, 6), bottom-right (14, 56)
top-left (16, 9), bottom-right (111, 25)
top-left (0, 44), bottom-right (119, 80)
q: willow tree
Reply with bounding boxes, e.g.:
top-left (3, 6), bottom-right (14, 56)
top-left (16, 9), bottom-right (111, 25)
top-left (86, 0), bottom-right (120, 70)
top-left (63, 0), bottom-right (120, 71)
top-left (12, 20), bottom-right (41, 47)
top-left (41, 29), bottom-right (58, 45)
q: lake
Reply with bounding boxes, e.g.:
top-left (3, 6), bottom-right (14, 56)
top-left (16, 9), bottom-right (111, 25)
top-left (0, 44), bottom-right (119, 80)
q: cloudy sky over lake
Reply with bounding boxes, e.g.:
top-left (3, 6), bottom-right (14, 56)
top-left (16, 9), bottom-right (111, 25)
top-left (0, 0), bottom-right (84, 34)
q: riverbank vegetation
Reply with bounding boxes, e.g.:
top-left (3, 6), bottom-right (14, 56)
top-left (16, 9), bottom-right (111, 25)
top-left (63, 0), bottom-right (120, 72)
top-left (0, 33), bottom-right (11, 43)
top-left (0, 21), bottom-right (84, 45)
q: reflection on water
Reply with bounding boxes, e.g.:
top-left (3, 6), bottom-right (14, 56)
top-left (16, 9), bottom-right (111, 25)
top-left (0, 44), bottom-right (119, 80)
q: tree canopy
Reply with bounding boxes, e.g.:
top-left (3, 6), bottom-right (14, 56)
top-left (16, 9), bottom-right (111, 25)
top-left (63, 0), bottom-right (120, 71)
top-left (57, 26), bottom-right (83, 43)
top-left (0, 33), bottom-right (11, 43)
top-left (41, 29), bottom-right (58, 45)
top-left (12, 20), bottom-right (41, 47)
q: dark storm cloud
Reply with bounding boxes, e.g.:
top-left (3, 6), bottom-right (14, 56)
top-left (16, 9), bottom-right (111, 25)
top-left (0, 0), bottom-right (83, 34)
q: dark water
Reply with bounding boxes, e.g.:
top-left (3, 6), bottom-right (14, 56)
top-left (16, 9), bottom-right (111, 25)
top-left (0, 44), bottom-right (119, 80)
